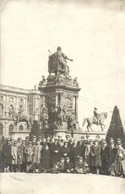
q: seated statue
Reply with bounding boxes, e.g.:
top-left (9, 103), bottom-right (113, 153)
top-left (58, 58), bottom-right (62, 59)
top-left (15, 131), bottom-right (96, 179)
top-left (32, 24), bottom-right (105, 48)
top-left (48, 46), bottom-right (73, 76)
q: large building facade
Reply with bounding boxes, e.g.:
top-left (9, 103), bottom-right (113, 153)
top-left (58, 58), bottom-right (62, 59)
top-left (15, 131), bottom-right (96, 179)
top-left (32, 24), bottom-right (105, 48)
top-left (0, 84), bottom-right (42, 139)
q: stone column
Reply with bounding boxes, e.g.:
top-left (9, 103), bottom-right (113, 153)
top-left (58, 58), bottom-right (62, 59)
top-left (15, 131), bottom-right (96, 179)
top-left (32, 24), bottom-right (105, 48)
top-left (75, 95), bottom-right (78, 122)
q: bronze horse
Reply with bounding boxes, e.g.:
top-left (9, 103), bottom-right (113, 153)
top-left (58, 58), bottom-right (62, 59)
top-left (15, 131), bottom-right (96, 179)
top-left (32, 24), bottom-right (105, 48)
top-left (82, 112), bottom-right (108, 132)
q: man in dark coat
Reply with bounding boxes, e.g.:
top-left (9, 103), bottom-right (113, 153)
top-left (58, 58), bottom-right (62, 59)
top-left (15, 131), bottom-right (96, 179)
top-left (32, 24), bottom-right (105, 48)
top-left (93, 139), bottom-right (102, 174)
top-left (70, 140), bottom-right (80, 167)
top-left (75, 156), bottom-right (87, 174)
top-left (2, 137), bottom-right (12, 172)
top-left (80, 139), bottom-right (87, 161)
top-left (41, 143), bottom-right (51, 171)
top-left (47, 157), bottom-right (65, 173)
top-left (51, 138), bottom-right (60, 167)
top-left (64, 157), bottom-right (74, 173)
top-left (61, 141), bottom-right (70, 159)
top-left (107, 139), bottom-right (117, 175)
top-left (101, 140), bottom-right (108, 175)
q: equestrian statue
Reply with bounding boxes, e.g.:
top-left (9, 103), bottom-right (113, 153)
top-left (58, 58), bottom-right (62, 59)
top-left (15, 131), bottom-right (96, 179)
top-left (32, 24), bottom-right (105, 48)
top-left (82, 108), bottom-right (108, 132)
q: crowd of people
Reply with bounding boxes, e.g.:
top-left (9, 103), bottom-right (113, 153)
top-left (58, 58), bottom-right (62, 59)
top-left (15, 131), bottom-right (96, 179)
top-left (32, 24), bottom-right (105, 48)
top-left (0, 134), bottom-right (125, 177)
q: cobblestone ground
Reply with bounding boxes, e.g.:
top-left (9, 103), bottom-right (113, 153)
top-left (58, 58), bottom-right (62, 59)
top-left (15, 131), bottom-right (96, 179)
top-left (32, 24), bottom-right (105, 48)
top-left (0, 173), bottom-right (125, 194)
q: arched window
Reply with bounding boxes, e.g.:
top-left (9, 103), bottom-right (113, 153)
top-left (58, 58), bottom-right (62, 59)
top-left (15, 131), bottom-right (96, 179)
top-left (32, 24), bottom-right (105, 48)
top-left (9, 124), bottom-right (14, 136)
top-left (19, 125), bottom-right (23, 131)
top-left (0, 123), bottom-right (3, 136)
top-left (0, 104), bottom-right (3, 117)
top-left (9, 105), bottom-right (14, 118)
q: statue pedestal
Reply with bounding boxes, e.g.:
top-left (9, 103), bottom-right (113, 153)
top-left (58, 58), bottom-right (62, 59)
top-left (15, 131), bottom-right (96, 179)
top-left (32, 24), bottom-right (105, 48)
top-left (38, 72), bottom-right (81, 139)
top-left (81, 131), bottom-right (106, 140)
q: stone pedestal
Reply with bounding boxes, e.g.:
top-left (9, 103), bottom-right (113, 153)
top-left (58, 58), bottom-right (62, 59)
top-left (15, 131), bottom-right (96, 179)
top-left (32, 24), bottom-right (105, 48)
top-left (38, 73), bottom-right (81, 138)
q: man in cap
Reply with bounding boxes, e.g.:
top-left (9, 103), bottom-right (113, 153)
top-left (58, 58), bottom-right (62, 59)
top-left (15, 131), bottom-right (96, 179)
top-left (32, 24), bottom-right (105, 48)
top-left (70, 139), bottom-right (80, 167)
top-left (64, 157), bottom-right (74, 173)
top-left (17, 137), bottom-right (24, 172)
top-left (101, 140), bottom-right (108, 175)
top-left (51, 138), bottom-right (60, 167)
top-left (2, 137), bottom-right (12, 172)
top-left (47, 157), bottom-right (65, 173)
top-left (11, 140), bottom-right (18, 172)
top-left (75, 156), bottom-right (87, 174)
top-left (61, 141), bottom-right (70, 159)
top-left (114, 138), bottom-right (125, 177)
top-left (107, 138), bottom-right (117, 175)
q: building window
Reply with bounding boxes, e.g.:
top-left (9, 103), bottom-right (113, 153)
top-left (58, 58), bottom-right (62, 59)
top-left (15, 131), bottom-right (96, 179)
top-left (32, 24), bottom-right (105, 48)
top-left (0, 104), bottom-right (3, 117)
top-left (9, 96), bottom-right (14, 102)
top-left (19, 98), bottom-right (24, 103)
top-left (19, 125), bottom-right (23, 131)
top-left (0, 96), bottom-right (3, 101)
top-left (9, 105), bottom-right (14, 118)
top-left (9, 124), bottom-right (14, 136)
top-left (0, 123), bottom-right (3, 136)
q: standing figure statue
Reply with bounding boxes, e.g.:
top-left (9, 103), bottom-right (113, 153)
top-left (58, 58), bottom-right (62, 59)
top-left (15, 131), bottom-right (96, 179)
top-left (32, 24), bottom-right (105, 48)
top-left (48, 46), bottom-right (73, 75)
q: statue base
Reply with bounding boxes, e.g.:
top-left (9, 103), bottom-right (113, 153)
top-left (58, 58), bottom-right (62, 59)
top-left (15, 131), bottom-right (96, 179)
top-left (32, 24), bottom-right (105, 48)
top-left (40, 127), bottom-right (106, 140)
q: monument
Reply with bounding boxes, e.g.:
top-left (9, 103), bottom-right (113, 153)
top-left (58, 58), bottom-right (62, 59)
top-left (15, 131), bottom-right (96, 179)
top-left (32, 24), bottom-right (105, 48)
top-left (38, 47), bottom-right (108, 140)
top-left (38, 47), bottom-right (82, 139)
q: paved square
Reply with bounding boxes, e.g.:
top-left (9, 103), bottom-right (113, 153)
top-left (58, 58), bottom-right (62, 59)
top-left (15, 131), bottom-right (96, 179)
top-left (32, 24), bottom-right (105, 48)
top-left (0, 173), bottom-right (125, 194)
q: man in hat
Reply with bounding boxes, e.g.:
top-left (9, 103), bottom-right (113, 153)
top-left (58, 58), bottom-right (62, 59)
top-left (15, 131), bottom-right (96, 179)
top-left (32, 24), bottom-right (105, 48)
top-left (75, 156), bottom-right (87, 174)
top-left (11, 140), bottom-right (18, 172)
top-left (2, 137), bottom-right (12, 172)
top-left (24, 141), bottom-right (34, 172)
top-left (17, 138), bottom-right (24, 172)
top-left (93, 139), bottom-right (102, 174)
top-left (70, 139), bottom-right (80, 167)
top-left (64, 157), bottom-right (74, 173)
top-left (107, 138), bottom-right (117, 175)
top-left (101, 140), bottom-right (108, 175)
top-left (61, 141), bottom-right (70, 159)
top-left (93, 108), bottom-right (100, 125)
top-left (47, 157), bottom-right (65, 173)
top-left (51, 138), bottom-right (60, 167)
top-left (114, 139), bottom-right (125, 177)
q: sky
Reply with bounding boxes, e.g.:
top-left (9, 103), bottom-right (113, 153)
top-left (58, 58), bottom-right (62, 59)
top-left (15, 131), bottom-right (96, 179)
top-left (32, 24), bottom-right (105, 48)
top-left (1, 0), bottom-right (125, 130)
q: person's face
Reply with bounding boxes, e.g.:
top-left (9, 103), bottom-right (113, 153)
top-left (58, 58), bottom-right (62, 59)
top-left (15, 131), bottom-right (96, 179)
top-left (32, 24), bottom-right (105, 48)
top-left (33, 138), bottom-right (36, 143)
top-left (61, 159), bottom-right (64, 163)
top-left (64, 143), bottom-right (68, 147)
top-left (29, 142), bottom-right (32, 146)
top-left (110, 143), bottom-right (114, 148)
top-left (37, 141), bottom-right (40, 145)
top-left (79, 159), bottom-right (83, 163)
top-left (66, 159), bottom-right (70, 163)
top-left (7, 140), bottom-right (11, 145)
top-left (43, 138), bottom-right (46, 143)
top-left (117, 144), bottom-right (121, 148)
top-left (18, 140), bottom-right (22, 144)
top-left (26, 139), bottom-right (29, 143)
top-left (60, 142), bottom-right (64, 146)
top-left (54, 139), bottom-right (58, 144)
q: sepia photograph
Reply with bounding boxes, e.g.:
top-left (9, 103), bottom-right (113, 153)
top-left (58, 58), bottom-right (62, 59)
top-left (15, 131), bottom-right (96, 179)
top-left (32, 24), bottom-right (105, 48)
top-left (0, 0), bottom-right (125, 194)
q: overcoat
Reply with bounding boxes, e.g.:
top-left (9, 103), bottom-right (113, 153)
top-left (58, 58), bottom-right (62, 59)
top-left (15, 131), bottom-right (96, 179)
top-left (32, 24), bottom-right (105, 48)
top-left (41, 147), bottom-right (51, 169)
top-left (11, 145), bottom-right (18, 165)
top-left (17, 144), bottom-right (24, 164)
top-left (2, 143), bottom-right (12, 165)
top-left (51, 143), bottom-right (61, 165)
top-left (93, 144), bottom-right (101, 167)
top-left (32, 145), bottom-right (42, 163)
top-left (25, 145), bottom-right (33, 163)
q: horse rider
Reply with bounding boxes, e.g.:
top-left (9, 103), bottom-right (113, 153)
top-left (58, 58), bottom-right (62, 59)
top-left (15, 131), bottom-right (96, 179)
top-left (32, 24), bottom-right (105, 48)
top-left (93, 108), bottom-right (100, 125)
